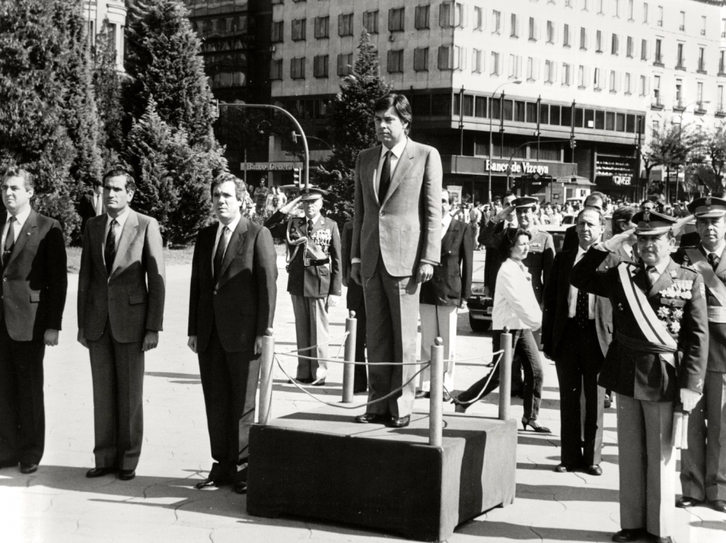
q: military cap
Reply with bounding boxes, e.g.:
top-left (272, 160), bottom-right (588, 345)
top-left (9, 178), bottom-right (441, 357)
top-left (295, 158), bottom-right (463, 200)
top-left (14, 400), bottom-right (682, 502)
top-left (632, 209), bottom-right (677, 235)
top-left (687, 196), bottom-right (726, 218)
top-left (299, 187), bottom-right (327, 201)
top-left (512, 196), bottom-right (538, 209)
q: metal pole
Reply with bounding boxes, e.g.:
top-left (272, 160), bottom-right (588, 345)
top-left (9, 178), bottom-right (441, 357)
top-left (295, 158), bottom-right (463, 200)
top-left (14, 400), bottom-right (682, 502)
top-left (258, 328), bottom-right (275, 425)
top-left (459, 86), bottom-right (465, 156)
top-left (488, 96), bottom-right (494, 204)
top-left (429, 337), bottom-right (444, 447)
top-left (342, 311), bottom-right (357, 403)
top-left (498, 329), bottom-right (513, 421)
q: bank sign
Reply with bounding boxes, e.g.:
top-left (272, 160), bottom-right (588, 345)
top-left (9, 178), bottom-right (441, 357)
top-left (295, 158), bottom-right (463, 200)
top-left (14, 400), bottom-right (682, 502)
top-left (485, 160), bottom-right (550, 176)
top-left (595, 156), bottom-right (636, 186)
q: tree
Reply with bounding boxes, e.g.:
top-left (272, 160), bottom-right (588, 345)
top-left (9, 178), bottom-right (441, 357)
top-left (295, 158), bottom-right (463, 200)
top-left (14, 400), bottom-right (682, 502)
top-left (687, 124), bottom-right (726, 196)
top-left (642, 122), bottom-right (701, 202)
top-left (92, 19), bottom-right (124, 164)
top-left (0, 0), bottom-right (103, 241)
top-left (125, 0), bottom-right (217, 147)
top-left (314, 30), bottom-right (392, 225)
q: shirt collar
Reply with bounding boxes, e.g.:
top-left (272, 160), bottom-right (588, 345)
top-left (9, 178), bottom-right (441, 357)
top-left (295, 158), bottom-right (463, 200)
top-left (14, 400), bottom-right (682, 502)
top-left (218, 213), bottom-right (241, 234)
top-left (107, 207), bottom-right (131, 230)
top-left (381, 138), bottom-right (408, 160)
top-left (6, 207), bottom-right (31, 228)
top-left (707, 241), bottom-right (726, 258)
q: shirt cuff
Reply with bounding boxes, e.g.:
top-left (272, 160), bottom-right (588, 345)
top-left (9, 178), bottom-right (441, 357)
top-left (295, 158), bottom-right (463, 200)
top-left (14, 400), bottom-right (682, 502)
top-left (352, 258), bottom-right (361, 264)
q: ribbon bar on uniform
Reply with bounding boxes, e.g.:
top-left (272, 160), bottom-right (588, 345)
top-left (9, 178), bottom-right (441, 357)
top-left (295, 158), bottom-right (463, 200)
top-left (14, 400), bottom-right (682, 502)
top-left (707, 305), bottom-right (726, 323)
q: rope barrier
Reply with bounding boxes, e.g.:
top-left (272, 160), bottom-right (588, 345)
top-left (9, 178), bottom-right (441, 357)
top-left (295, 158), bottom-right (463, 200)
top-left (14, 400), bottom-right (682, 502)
top-left (285, 330), bottom-right (350, 355)
top-left (277, 349), bottom-right (505, 367)
top-left (450, 350), bottom-right (505, 406)
top-left (275, 355), bottom-right (432, 410)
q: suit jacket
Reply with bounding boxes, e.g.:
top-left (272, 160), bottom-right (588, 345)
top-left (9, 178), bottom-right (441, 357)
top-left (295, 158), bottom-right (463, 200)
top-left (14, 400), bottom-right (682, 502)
top-left (341, 221), bottom-right (364, 309)
top-left (0, 210), bottom-right (67, 342)
top-left (265, 212), bottom-right (341, 298)
top-left (78, 209), bottom-right (166, 344)
top-left (542, 247), bottom-right (621, 359)
top-left (188, 218), bottom-right (277, 353)
top-left (352, 139), bottom-right (442, 278)
top-left (572, 248), bottom-right (708, 402)
top-left (676, 244), bottom-right (726, 373)
top-left (78, 193), bottom-right (100, 233)
top-left (481, 221), bottom-right (555, 303)
top-left (420, 218), bottom-right (474, 306)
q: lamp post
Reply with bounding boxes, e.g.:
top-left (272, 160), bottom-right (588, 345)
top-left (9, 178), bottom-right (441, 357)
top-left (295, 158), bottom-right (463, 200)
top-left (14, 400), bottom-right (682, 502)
top-left (488, 80), bottom-right (522, 203)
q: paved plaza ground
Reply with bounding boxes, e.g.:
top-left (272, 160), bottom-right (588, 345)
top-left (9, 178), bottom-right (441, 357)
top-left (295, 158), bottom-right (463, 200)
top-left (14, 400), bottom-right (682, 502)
top-left (1, 252), bottom-right (724, 542)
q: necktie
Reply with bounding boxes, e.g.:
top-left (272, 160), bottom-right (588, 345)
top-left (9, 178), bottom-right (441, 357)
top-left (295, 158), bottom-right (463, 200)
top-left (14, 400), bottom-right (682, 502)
top-left (104, 219), bottom-right (118, 276)
top-left (708, 252), bottom-right (720, 270)
top-left (646, 265), bottom-right (659, 288)
top-left (3, 216), bottom-right (16, 266)
top-left (307, 219), bottom-right (314, 237)
top-left (214, 226), bottom-right (230, 283)
top-left (574, 288), bottom-right (589, 328)
top-left (94, 194), bottom-right (103, 215)
top-left (379, 150), bottom-right (391, 202)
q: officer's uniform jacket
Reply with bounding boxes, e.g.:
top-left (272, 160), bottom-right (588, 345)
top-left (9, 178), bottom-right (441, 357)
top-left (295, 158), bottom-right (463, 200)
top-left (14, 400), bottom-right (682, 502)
top-left (571, 247), bottom-right (708, 402)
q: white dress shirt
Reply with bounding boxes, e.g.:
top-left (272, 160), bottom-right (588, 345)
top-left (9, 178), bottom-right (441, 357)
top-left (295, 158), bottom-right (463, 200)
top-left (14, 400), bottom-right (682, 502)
top-left (2, 207), bottom-right (31, 250)
top-left (376, 138), bottom-right (407, 200)
top-left (492, 258), bottom-right (542, 331)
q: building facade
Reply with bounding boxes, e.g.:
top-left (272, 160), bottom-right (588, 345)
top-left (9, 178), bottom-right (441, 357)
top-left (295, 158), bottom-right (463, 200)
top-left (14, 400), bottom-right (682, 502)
top-left (83, 0), bottom-right (128, 71)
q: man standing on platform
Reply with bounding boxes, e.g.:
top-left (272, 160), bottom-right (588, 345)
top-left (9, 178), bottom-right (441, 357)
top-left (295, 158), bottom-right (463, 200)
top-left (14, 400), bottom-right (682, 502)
top-left (188, 174), bottom-right (277, 494)
top-left (572, 210), bottom-right (708, 543)
top-left (0, 168), bottom-right (67, 475)
top-left (351, 93), bottom-right (442, 428)
top-left (265, 188), bottom-right (341, 385)
top-left (418, 189), bottom-right (473, 401)
top-left (676, 196), bottom-right (726, 514)
top-left (78, 168), bottom-right (166, 482)
top-left (543, 208), bottom-right (612, 476)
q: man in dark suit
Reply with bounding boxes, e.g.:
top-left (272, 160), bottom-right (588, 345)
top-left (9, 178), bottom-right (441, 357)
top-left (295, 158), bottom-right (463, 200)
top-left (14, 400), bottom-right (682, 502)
top-left (265, 188), bottom-right (341, 386)
top-left (676, 196), bottom-right (726, 514)
top-left (77, 179), bottom-right (103, 234)
top-left (572, 210), bottom-right (708, 543)
top-left (78, 168), bottom-right (166, 482)
top-left (342, 221), bottom-right (367, 393)
top-left (188, 174), bottom-right (277, 494)
top-left (561, 191), bottom-right (606, 252)
top-left (418, 189), bottom-right (473, 401)
top-left (351, 93), bottom-right (442, 428)
top-left (0, 168), bottom-right (67, 475)
top-left (543, 208), bottom-right (615, 476)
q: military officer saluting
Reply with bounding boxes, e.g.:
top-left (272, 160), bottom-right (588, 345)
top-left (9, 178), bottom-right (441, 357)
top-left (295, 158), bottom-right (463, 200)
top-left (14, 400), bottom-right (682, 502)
top-left (572, 209), bottom-right (709, 543)
top-left (265, 187), bottom-right (342, 385)
top-left (675, 196), bottom-right (726, 514)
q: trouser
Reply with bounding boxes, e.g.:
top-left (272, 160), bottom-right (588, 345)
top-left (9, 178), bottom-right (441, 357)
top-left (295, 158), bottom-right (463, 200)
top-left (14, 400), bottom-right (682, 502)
top-left (291, 294), bottom-right (329, 381)
top-left (419, 303), bottom-right (458, 392)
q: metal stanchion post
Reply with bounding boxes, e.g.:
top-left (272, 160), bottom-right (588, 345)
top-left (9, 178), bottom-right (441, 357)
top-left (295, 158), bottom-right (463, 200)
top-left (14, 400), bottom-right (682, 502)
top-left (342, 311), bottom-right (357, 403)
top-left (429, 337), bottom-right (444, 447)
top-left (258, 328), bottom-right (275, 425)
top-left (499, 328), bottom-right (512, 421)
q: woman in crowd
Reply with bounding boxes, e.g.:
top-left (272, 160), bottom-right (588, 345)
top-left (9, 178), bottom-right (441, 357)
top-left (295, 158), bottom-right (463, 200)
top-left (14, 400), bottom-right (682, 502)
top-left (452, 228), bottom-right (550, 433)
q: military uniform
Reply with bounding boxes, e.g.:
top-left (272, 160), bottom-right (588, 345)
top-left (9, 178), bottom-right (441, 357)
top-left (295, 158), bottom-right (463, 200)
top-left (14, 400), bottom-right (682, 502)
top-left (572, 210), bottom-right (708, 541)
top-left (265, 205), bottom-right (342, 383)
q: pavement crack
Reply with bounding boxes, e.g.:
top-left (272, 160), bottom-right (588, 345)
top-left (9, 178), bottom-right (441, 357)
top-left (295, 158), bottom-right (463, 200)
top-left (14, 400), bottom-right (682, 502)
top-left (528, 524), bottom-right (545, 541)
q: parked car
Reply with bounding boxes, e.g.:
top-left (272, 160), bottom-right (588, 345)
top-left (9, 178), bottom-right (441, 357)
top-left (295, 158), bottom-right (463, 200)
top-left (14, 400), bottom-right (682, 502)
top-left (467, 280), bottom-right (493, 332)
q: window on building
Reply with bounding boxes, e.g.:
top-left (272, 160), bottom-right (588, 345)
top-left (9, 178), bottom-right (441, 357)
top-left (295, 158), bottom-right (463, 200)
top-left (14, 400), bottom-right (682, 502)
top-left (718, 85), bottom-right (724, 112)
top-left (652, 120), bottom-right (660, 135)
top-left (387, 49), bottom-right (404, 73)
top-left (492, 10), bottom-right (501, 34)
top-left (545, 60), bottom-right (555, 83)
top-left (438, 45), bottom-right (455, 70)
top-left (720, 50), bottom-right (726, 74)
top-left (698, 47), bottom-right (706, 72)
top-left (512, 14), bottom-right (521, 38)
top-left (697, 81), bottom-right (705, 108)
top-left (722, 18), bottom-right (726, 38)
top-left (675, 79), bottom-right (683, 107)
top-left (654, 38), bottom-right (662, 64)
top-left (611, 34), bottom-right (619, 55)
top-left (614, 0), bottom-right (620, 17)
top-left (639, 75), bottom-right (647, 96)
top-left (491, 51), bottom-right (501, 75)
top-left (563, 24), bottom-right (571, 47)
top-left (546, 20), bottom-right (554, 42)
top-left (527, 57), bottom-right (538, 80)
top-left (389, 8), bottom-right (405, 32)
top-left (337, 53), bottom-right (353, 76)
top-left (624, 72), bottom-right (631, 94)
top-left (339, 13), bottom-right (353, 36)
top-left (578, 65), bottom-right (588, 87)
top-left (628, 0), bottom-right (634, 20)
top-left (582, 0), bottom-right (589, 11)
top-left (580, 27), bottom-right (587, 49)
top-left (641, 39), bottom-right (648, 60)
top-left (562, 62), bottom-right (572, 85)
top-left (609, 70), bottom-right (618, 92)
top-left (474, 6), bottom-right (484, 30)
top-left (626, 36), bottom-right (633, 57)
top-left (415, 5), bottom-right (430, 29)
top-left (291, 57), bottom-right (306, 79)
top-left (594, 67), bottom-right (602, 89)
top-left (529, 17), bottom-right (538, 41)
top-left (676, 43), bottom-right (684, 69)
top-left (509, 54), bottom-right (522, 78)
top-left (472, 49), bottom-right (483, 73)
top-left (702, 16), bottom-right (707, 36)
top-left (653, 74), bottom-right (661, 103)
top-left (270, 59), bottom-right (282, 80)
top-left (597, 0), bottom-right (604, 15)
top-left (679, 11), bottom-right (685, 31)
top-left (314, 16), bottom-right (329, 39)
top-left (292, 19), bottom-right (306, 41)
top-left (271, 21), bottom-right (284, 43)
top-left (313, 55), bottom-right (329, 77)
top-left (643, 3), bottom-right (649, 23)
top-left (440, 2), bottom-right (464, 28)
top-left (363, 10), bottom-right (379, 33)
top-left (657, 5), bottom-right (663, 27)
top-left (596, 30), bottom-right (602, 52)
top-left (606, 111), bottom-right (615, 130)
top-left (414, 47), bottom-right (429, 71)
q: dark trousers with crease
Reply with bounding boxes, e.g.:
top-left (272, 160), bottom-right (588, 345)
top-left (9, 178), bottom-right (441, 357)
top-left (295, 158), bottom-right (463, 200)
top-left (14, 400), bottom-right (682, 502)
top-left (198, 322), bottom-right (260, 483)
top-left (0, 322), bottom-right (46, 465)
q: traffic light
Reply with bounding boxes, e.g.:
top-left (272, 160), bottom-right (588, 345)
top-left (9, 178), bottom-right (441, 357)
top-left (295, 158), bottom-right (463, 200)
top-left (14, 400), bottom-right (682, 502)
top-left (292, 168), bottom-right (301, 185)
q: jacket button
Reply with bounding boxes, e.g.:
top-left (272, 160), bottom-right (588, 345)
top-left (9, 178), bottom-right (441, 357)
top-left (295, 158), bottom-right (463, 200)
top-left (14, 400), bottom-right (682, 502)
top-left (380, 211), bottom-right (385, 216)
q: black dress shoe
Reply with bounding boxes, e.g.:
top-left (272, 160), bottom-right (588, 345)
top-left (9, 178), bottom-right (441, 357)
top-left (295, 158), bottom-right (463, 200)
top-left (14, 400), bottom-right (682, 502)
top-left (233, 480), bottom-right (248, 494)
top-left (711, 499), bottom-right (726, 513)
top-left (354, 412), bottom-right (388, 424)
top-left (20, 463), bottom-right (38, 474)
top-left (611, 528), bottom-right (646, 542)
top-left (585, 464), bottom-right (603, 476)
top-left (86, 467), bottom-right (116, 478)
top-left (118, 469), bottom-right (136, 481)
top-left (554, 463), bottom-right (579, 473)
top-left (676, 495), bottom-right (702, 508)
top-left (195, 477), bottom-right (217, 489)
top-left (388, 415), bottom-right (410, 428)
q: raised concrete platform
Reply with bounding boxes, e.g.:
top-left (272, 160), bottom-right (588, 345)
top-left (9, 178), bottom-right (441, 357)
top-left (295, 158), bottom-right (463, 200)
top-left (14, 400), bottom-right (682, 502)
top-left (247, 407), bottom-right (517, 542)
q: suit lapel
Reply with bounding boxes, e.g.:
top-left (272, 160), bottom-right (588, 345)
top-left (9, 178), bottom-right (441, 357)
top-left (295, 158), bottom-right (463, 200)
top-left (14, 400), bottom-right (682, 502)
top-left (111, 209), bottom-right (139, 277)
top-left (716, 245), bottom-right (726, 275)
top-left (6, 210), bottom-right (37, 268)
top-left (383, 140), bottom-right (414, 205)
top-left (219, 217), bottom-right (248, 281)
